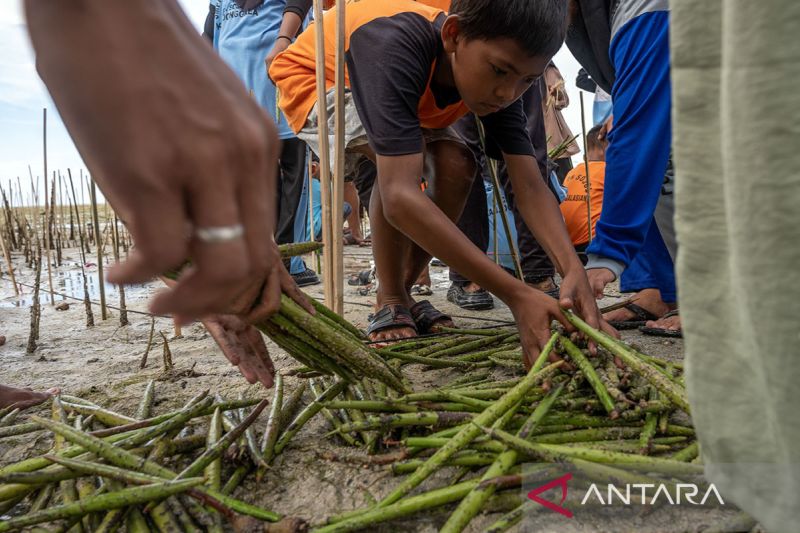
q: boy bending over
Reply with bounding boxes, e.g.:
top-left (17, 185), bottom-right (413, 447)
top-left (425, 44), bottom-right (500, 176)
top-left (270, 0), bottom-right (611, 365)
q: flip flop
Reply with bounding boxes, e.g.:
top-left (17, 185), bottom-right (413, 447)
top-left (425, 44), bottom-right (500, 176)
top-left (606, 303), bottom-right (660, 330)
top-left (410, 300), bottom-right (454, 334)
top-left (366, 304), bottom-right (417, 340)
top-left (640, 309), bottom-right (682, 338)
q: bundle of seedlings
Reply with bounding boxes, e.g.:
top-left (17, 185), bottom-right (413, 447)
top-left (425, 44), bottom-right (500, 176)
top-left (165, 242), bottom-right (408, 393)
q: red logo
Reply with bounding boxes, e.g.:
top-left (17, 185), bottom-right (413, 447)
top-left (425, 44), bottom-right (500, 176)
top-left (527, 473), bottom-right (574, 518)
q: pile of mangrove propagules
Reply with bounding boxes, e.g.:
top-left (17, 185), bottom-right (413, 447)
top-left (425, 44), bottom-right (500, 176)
top-left (305, 311), bottom-right (699, 532)
top-left (0, 380), bottom-right (329, 531)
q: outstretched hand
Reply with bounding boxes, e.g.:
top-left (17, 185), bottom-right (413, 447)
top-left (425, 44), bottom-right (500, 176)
top-left (559, 268), bottom-right (619, 353)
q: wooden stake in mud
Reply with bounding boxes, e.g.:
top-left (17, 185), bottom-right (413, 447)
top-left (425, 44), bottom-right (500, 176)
top-left (160, 332), bottom-right (174, 373)
top-left (0, 184), bottom-right (19, 295)
top-left (67, 170), bottom-right (94, 327)
top-left (41, 180), bottom-right (54, 307)
top-left (41, 109), bottom-right (55, 306)
top-left (579, 92), bottom-right (593, 245)
top-left (26, 241), bottom-right (42, 355)
top-left (312, 0), bottom-right (335, 309)
top-left (331, 0), bottom-right (346, 314)
top-left (140, 316), bottom-right (156, 369)
top-left (89, 177), bottom-right (107, 320)
top-left (111, 215), bottom-right (128, 326)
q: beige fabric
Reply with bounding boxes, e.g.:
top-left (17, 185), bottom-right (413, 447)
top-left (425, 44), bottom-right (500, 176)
top-left (671, 1), bottom-right (800, 531)
top-left (543, 64), bottom-right (580, 159)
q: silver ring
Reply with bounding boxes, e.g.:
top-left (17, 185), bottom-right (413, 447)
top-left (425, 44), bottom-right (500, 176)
top-left (194, 224), bottom-right (244, 243)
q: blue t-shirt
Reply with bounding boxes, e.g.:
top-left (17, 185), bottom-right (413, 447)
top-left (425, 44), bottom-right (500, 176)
top-left (213, 0), bottom-right (296, 140)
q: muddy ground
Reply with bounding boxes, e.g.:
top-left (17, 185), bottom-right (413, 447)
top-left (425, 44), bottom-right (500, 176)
top-left (1, 245), bottom-right (747, 532)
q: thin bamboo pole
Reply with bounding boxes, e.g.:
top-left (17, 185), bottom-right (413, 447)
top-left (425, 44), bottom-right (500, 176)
top-left (475, 118), bottom-right (523, 281)
top-left (579, 93), bottom-right (593, 245)
top-left (111, 215), bottom-right (128, 326)
top-left (331, 0), bottom-right (346, 314)
top-left (89, 177), bottom-right (107, 320)
top-left (68, 170), bottom-right (95, 327)
top-left (312, 0), bottom-right (334, 309)
top-left (42, 170), bottom-right (54, 305)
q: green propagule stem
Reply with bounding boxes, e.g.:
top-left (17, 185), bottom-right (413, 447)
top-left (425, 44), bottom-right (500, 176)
top-left (371, 333), bottom-right (562, 511)
top-left (558, 335), bottom-right (617, 416)
top-left (0, 479), bottom-right (203, 532)
top-left (135, 379), bottom-right (156, 420)
top-left (314, 472), bottom-right (528, 533)
top-left (29, 415), bottom-right (282, 522)
top-left (439, 383), bottom-right (566, 533)
top-left (274, 379), bottom-right (348, 457)
top-left (564, 311), bottom-right (691, 412)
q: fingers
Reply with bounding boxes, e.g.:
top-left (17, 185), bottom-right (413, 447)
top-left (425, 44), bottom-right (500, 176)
top-left (279, 262), bottom-right (315, 315)
top-left (248, 265), bottom-right (281, 323)
top-left (107, 193), bottom-right (188, 285)
top-left (150, 180), bottom-right (250, 320)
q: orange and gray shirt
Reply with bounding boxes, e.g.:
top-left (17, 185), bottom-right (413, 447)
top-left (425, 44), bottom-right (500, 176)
top-left (559, 161), bottom-right (605, 246)
top-left (269, 0), bottom-right (534, 158)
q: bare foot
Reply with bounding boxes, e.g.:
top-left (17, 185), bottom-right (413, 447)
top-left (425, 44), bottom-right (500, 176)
top-left (603, 288), bottom-right (671, 323)
top-left (644, 313), bottom-right (681, 332)
top-left (0, 384), bottom-right (60, 410)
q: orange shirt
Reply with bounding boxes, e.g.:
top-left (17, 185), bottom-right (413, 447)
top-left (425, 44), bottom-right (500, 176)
top-left (559, 161), bottom-right (605, 246)
top-left (269, 0), bottom-right (468, 134)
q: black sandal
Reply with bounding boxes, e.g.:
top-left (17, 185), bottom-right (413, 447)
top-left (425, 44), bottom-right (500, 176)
top-left (410, 300), bottom-right (454, 334)
top-left (640, 309), bottom-right (682, 338)
top-left (366, 304), bottom-right (417, 340)
top-left (606, 303), bottom-right (661, 330)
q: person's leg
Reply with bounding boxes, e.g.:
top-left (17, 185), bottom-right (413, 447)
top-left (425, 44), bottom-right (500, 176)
top-left (503, 80), bottom-right (558, 295)
top-left (277, 137), bottom-right (317, 281)
top-left (604, 221), bottom-right (674, 326)
top-left (367, 139), bottom-right (475, 340)
top-left (674, 1), bottom-right (800, 528)
top-left (343, 182), bottom-right (365, 243)
top-left (446, 114), bottom-right (494, 309)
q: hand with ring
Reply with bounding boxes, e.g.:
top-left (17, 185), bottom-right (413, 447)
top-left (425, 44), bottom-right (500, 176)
top-left (25, 0), bottom-right (284, 322)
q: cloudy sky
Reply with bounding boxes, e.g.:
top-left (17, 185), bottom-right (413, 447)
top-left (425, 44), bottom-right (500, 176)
top-left (0, 1), bottom-right (588, 206)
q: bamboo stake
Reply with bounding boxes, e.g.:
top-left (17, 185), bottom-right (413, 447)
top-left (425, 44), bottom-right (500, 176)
top-left (475, 117), bottom-right (523, 281)
top-left (41, 111), bottom-right (55, 305)
top-left (111, 215), bottom-right (128, 325)
top-left (579, 92), bottom-right (593, 245)
top-left (88, 176), bottom-right (107, 320)
top-left (331, 0), bottom-right (346, 314)
top-left (67, 170), bottom-right (94, 327)
top-left (312, 0), bottom-right (334, 309)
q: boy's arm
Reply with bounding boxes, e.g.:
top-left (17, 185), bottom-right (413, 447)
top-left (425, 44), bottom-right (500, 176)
top-left (503, 153), bottom-right (610, 340)
top-left (377, 153), bottom-right (571, 366)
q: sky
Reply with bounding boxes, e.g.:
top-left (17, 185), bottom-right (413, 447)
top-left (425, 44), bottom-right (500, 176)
top-left (0, 1), bottom-right (591, 206)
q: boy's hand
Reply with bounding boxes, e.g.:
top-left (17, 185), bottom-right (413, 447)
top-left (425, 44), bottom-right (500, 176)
top-left (586, 268), bottom-right (616, 299)
top-left (508, 287), bottom-right (573, 369)
top-left (201, 315), bottom-right (275, 388)
top-left (560, 267), bottom-right (619, 352)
